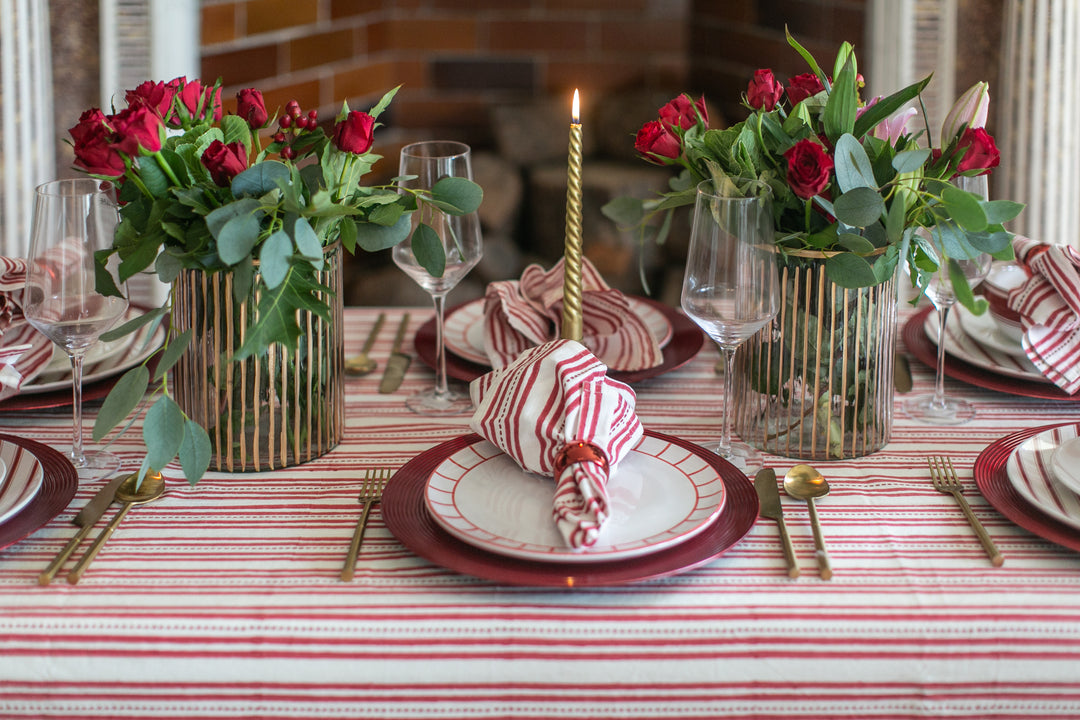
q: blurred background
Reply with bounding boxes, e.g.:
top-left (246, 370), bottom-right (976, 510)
top-left (4, 0), bottom-right (1058, 310)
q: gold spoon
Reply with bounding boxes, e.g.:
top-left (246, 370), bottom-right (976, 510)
top-left (66, 471), bottom-right (166, 584)
top-left (783, 464), bottom-right (833, 580)
top-left (345, 312), bottom-right (385, 376)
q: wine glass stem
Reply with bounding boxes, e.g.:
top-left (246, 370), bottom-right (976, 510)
top-left (719, 345), bottom-right (737, 456)
top-left (932, 303), bottom-right (953, 411)
top-left (69, 353), bottom-right (87, 466)
top-left (432, 293), bottom-right (450, 399)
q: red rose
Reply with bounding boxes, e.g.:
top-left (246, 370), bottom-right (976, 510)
top-left (72, 122), bottom-right (126, 177)
top-left (787, 73), bottom-right (825, 105)
top-left (332, 110), bottom-right (376, 154)
top-left (236, 88), bottom-right (268, 128)
top-left (125, 80), bottom-right (176, 119)
top-left (783, 139), bottom-right (834, 199)
top-left (634, 120), bottom-right (682, 163)
top-left (658, 94), bottom-right (708, 130)
top-left (109, 105), bottom-right (164, 155)
top-left (747, 69), bottom-right (784, 110)
top-left (176, 79), bottom-right (222, 123)
top-left (200, 140), bottom-right (249, 187)
top-left (69, 108), bottom-right (108, 146)
top-left (955, 127), bottom-right (1000, 176)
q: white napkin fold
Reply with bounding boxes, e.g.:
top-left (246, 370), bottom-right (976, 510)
top-left (0, 257), bottom-right (36, 397)
top-left (1007, 236), bottom-right (1080, 394)
top-left (469, 339), bottom-right (644, 549)
top-left (481, 257), bottom-right (664, 372)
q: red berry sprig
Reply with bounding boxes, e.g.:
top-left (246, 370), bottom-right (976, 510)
top-left (271, 100), bottom-right (320, 160)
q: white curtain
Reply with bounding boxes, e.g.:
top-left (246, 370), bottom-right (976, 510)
top-left (0, 0), bottom-right (55, 258)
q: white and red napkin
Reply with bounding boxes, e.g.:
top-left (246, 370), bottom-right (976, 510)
top-left (481, 257), bottom-right (663, 372)
top-left (0, 257), bottom-right (36, 396)
top-left (469, 339), bottom-right (644, 549)
top-left (1007, 236), bottom-right (1080, 394)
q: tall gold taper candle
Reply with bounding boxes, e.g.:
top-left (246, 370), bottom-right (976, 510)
top-left (561, 89), bottom-right (584, 341)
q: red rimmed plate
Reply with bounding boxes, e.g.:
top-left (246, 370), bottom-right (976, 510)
top-left (382, 430), bottom-right (758, 586)
top-left (903, 307), bottom-right (1080, 401)
top-left (415, 298), bottom-right (705, 385)
top-left (973, 422), bottom-right (1080, 553)
top-left (0, 433), bottom-right (78, 551)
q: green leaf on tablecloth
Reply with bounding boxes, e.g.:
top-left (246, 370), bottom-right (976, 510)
top-left (93, 365), bottom-right (149, 442)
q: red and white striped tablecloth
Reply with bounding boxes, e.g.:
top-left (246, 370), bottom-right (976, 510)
top-left (1, 306), bottom-right (1079, 719)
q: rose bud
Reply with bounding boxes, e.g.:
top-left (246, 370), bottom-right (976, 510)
top-left (634, 120), bottom-right (682, 163)
top-left (787, 73), bottom-right (825, 105)
top-left (659, 93), bottom-right (708, 130)
top-left (332, 110), bottom-right (376, 154)
top-left (747, 69), bottom-right (784, 111)
top-left (955, 127), bottom-right (1000, 176)
top-left (200, 139), bottom-right (249, 187)
top-left (236, 88), bottom-right (268, 128)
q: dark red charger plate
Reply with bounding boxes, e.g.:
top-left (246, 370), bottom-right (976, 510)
top-left (902, 306), bottom-right (1080, 401)
top-left (381, 429), bottom-right (758, 587)
top-left (414, 297), bottom-right (706, 385)
top-left (974, 422), bottom-right (1080, 553)
top-left (0, 433), bottom-right (78, 551)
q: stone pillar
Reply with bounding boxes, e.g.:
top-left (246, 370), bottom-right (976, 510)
top-left (997, 0), bottom-right (1080, 247)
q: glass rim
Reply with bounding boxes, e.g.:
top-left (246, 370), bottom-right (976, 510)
top-left (400, 140), bottom-right (472, 160)
top-left (696, 177), bottom-right (773, 202)
top-left (34, 177), bottom-right (115, 197)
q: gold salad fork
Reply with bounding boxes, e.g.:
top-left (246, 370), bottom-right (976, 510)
top-left (340, 468), bottom-right (391, 581)
top-left (927, 456), bottom-right (1004, 567)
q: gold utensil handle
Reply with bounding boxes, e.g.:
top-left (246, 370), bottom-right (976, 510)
top-left (806, 499), bottom-right (833, 580)
top-left (38, 523), bottom-right (95, 586)
top-left (66, 503), bottom-right (132, 585)
top-left (953, 492), bottom-right (1004, 566)
top-left (775, 517), bottom-right (800, 579)
top-left (340, 500), bottom-right (376, 582)
top-left (361, 313), bottom-right (386, 353)
top-left (391, 313), bottom-right (410, 352)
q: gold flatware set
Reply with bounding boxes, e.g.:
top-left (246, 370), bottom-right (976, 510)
top-left (341, 468), bottom-right (392, 582)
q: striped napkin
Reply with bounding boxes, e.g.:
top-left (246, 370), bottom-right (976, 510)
top-left (0, 257), bottom-right (35, 396)
top-left (0, 256), bottom-right (27, 327)
top-left (469, 339), bottom-right (644, 549)
top-left (1008, 236), bottom-right (1080, 394)
top-left (481, 257), bottom-right (663, 372)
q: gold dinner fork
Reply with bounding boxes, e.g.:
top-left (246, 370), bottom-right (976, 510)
top-left (927, 456), bottom-right (1004, 567)
top-left (340, 468), bottom-right (391, 581)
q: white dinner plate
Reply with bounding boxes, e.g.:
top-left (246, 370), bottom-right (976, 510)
top-left (1050, 437), bottom-right (1080, 498)
top-left (924, 307), bottom-right (1047, 383)
top-left (424, 434), bottom-right (726, 563)
top-left (0, 320), bottom-right (53, 402)
top-left (0, 440), bottom-right (44, 525)
top-left (1006, 424), bottom-right (1080, 531)
top-left (19, 313), bottom-right (165, 394)
top-left (444, 297), bottom-right (674, 366)
top-left (956, 304), bottom-right (1026, 358)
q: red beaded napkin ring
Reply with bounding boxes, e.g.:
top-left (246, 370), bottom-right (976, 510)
top-left (554, 441), bottom-right (609, 476)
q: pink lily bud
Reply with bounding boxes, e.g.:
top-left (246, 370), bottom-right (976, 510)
top-left (941, 81), bottom-right (989, 142)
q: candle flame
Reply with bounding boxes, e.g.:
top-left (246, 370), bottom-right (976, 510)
top-left (572, 89), bottom-right (580, 124)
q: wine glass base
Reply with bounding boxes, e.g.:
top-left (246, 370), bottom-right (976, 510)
top-left (71, 450), bottom-right (123, 484)
top-left (905, 394), bottom-right (976, 425)
top-left (715, 441), bottom-right (764, 476)
top-left (405, 387), bottom-right (473, 416)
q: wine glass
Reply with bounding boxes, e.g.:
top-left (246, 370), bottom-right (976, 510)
top-left (680, 179), bottom-right (779, 474)
top-left (392, 141), bottom-right (483, 415)
top-left (906, 174), bottom-right (992, 425)
top-left (23, 179), bottom-right (128, 481)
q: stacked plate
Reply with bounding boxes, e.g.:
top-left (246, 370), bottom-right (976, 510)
top-left (414, 297), bottom-right (706, 384)
top-left (975, 423), bottom-right (1080, 553)
top-left (0, 434), bottom-right (79, 551)
top-left (381, 430), bottom-right (759, 586)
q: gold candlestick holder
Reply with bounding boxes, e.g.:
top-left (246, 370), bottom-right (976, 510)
top-left (561, 92), bottom-right (584, 341)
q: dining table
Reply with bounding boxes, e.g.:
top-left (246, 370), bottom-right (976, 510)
top-left (1, 303), bottom-right (1079, 719)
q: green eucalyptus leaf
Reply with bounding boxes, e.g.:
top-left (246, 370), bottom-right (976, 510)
top-left (154, 251), bottom-right (183, 284)
top-left (369, 202), bottom-right (405, 227)
top-left (92, 365), bottom-right (150, 441)
top-left (153, 329), bottom-right (192, 381)
top-left (232, 256), bottom-right (254, 302)
top-left (217, 211), bottom-right (262, 265)
top-left (833, 133), bottom-right (876, 193)
top-left (143, 395), bottom-right (185, 472)
top-left (205, 198), bottom-right (261, 239)
top-left (825, 251), bottom-right (879, 289)
top-left (947, 258), bottom-right (989, 314)
top-left (293, 217), bottom-right (324, 269)
top-left (412, 223), bottom-right (446, 277)
top-left (231, 160), bottom-right (290, 198)
top-left (833, 186), bottom-right (885, 227)
top-left (965, 228), bottom-right (1013, 255)
top-left (983, 199), bottom-right (1025, 224)
top-left (837, 232), bottom-right (876, 254)
top-left (430, 177), bottom-right (482, 215)
top-left (93, 258), bottom-right (123, 299)
top-left (338, 216), bottom-right (358, 253)
top-left (602, 196), bottom-right (646, 227)
top-left (891, 148), bottom-right (931, 174)
top-left (942, 185), bottom-right (988, 231)
top-left (179, 419), bottom-right (212, 486)
top-left (355, 213), bottom-right (411, 252)
top-left (885, 195), bottom-right (907, 245)
top-left (260, 229), bottom-right (292, 289)
top-left (101, 307), bottom-right (167, 343)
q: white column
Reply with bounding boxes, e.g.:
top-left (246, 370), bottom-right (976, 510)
top-left (997, 0), bottom-right (1080, 247)
top-left (0, 0), bottom-right (55, 257)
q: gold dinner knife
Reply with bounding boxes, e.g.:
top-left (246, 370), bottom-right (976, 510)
top-left (755, 467), bottom-right (800, 578)
top-left (379, 313), bottom-right (412, 394)
top-left (38, 473), bottom-right (128, 586)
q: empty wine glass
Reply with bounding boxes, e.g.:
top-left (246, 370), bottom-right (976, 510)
top-left (906, 174), bottom-right (992, 425)
top-left (24, 178), bottom-right (128, 481)
top-left (393, 141), bottom-right (483, 415)
top-left (681, 178), bottom-right (779, 474)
